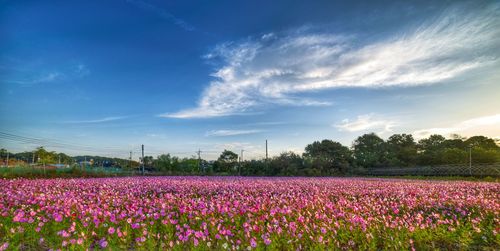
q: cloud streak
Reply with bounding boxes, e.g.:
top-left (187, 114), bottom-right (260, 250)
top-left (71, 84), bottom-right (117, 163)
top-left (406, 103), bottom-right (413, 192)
top-left (6, 72), bottom-right (62, 85)
top-left (4, 63), bottom-right (90, 86)
top-left (334, 114), bottom-right (396, 133)
top-left (63, 116), bottom-right (127, 124)
top-left (126, 0), bottom-right (195, 31)
top-left (205, 129), bottom-right (262, 137)
top-left (163, 5), bottom-right (499, 118)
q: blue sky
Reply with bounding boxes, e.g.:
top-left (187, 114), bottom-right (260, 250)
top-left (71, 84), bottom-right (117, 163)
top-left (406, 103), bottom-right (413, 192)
top-left (1, 0), bottom-right (499, 160)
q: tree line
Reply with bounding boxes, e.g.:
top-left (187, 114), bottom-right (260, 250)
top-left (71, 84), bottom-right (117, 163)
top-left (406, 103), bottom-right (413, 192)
top-left (0, 147), bottom-right (140, 169)
top-left (1, 133), bottom-right (499, 176)
top-left (144, 133), bottom-right (499, 176)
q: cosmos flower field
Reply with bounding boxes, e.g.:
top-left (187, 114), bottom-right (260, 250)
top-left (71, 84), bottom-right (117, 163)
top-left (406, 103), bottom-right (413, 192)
top-left (0, 177), bottom-right (498, 250)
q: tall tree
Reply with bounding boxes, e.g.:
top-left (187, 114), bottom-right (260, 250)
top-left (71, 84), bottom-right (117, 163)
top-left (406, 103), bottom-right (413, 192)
top-left (417, 134), bottom-right (447, 165)
top-left (270, 151), bottom-right (304, 176)
top-left (142, 156), bottom-right (154, 167)
top-left (386, 134), bottom-right (417, 166)
top-left (35, 147), bottom-right (56, 164)
top-left (418, 134), bottom-right (446, 152)
top-left (441, 148), bottom-right (467, 164)
top-left (218, 150), bottom-right (238, 163)
top-left (304, 140), bottom-right (352, 173)
top-left (214, 150), bottom-right (239, 173)
top-left (465, 136), bottom-right (498, 149)
top-left (154, 154), bottom-right (173, 172)
top-left (352, 133), bottom-right (387, 168)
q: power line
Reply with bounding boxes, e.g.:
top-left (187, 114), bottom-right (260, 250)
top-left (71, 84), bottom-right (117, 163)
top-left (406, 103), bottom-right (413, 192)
top-left (0, 132), bottom-right (131, 150)
top-left (1, 131), bottom-right (269, 161)
top-left (0, 132), bottom-right (135, 154)
top-left (0, 135), bottom-right (119, 153)
top-left (0, 132), bottom-right (139, 151)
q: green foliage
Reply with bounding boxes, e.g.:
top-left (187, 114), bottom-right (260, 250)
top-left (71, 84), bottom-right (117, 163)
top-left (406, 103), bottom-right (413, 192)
top-left (73, 155), bottom-right (139, 169)
top-left (417, 134), bottom-right (500, 166)
top-left (304, 140), bottom-right (352, 174)
top-left (386, 134), bottom-right (417, 166)
top-left (441, 148), bottom-right (467, 164)
top-left (142, 156), bottom-right (154, 166)
top-left (465, 136), bottom-right (498, 149)
top-left (214, 150), bottom-right (239, 174)
top-left (177, 158), bottom-right (200, 174)
top-left (1, 134), bottom-right (499, 177)
top-left (0, 165), bottom-right (133, 179)
top-left (153, 154), bottom-right (175, 173)
top-left (472, 147), bottom-right (500, 163)
top-left (218, 150), bottom-right (239, 163)
top-left (35, 147), bottom-right (57, 164)
top-left (0, 148), bottom-right (8, 156)
top-left (268, 152), bottom-right (304, 176)
top-left (240, 160), bottom-right (267, 176)
top-left (353, 133), bottom-right (388, 168)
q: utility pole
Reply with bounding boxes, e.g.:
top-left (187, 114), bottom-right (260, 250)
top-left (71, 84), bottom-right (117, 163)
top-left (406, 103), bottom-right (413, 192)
top-left (42, 146), bottom-right (46, 175)
top-left (265, 140), bottom-right (268, 162)
top-left (129, 151), bottom-right (132, 169)
top-left (58, 154), bottom-right (61, 165)
top-left (6, 152), bottom-right (9, 167)
top-left (32, 151), bottom-right (35, 165)
top-left (84, 156), bottom-right (87, 169)
top-left (239, 149), bottom-right (244, 176)
top-left (197, 149), bottom-right (202, 174)
top-left (141, 144), bottom-right (145, 175)
top-left (468, 145), bottom-right (472, 176)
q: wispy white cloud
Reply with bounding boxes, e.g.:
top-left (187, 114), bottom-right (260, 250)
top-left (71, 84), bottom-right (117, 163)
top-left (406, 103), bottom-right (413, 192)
top-left (413, 114), bottom-right (500, 138)
top-left (63, 116), bottom-right (127, 124)
top-left (35, 72), bottom-right (62, 83)
top-left (126, 0), bottom-right (195, 31)
top-left (5, 62), bottom-right (90, 86)
top-left (334, 114), bottom-right (396, 133)
top-left (205, 129), bottom-right (263, 137)
top-left (244, 121), bottom-right (286, 126)
top-left (214, 142), bottom-right (258, 149)
top-left (146, 133), bottom-right (167, 138)
top-left (163, 5), bottom-right (499, 118)
top-left (74, 64), bottom-right (90, 77)
top-left (7, 72), bottom-right (62, 85)
top-left (212, 142), bottom-right (264, 159)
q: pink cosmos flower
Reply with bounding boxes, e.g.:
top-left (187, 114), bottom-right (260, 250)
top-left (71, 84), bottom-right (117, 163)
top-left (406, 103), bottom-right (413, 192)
top-left (264, 238), bottom-right (271, 246)
top-left (250, 238), bottom-right (257, 248)
top-left (0, 242), bottom-right (8, 251)
top-left (0, 177), bottom-right (498, 250)
top-left (53, 213), bottom-right (63, 222)
top-left (99, 239), bottom-right (108, 248)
